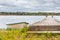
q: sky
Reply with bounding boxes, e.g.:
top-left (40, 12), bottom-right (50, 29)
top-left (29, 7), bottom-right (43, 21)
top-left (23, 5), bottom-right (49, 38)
top-left (0, 0), bottom-right (60, 12)
top-left (0, 0), bottom-right (60, 29)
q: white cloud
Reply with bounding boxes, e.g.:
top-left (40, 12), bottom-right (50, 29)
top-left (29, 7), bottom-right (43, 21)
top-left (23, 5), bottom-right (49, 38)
top-left (0, 0), bottom-right (59, 12)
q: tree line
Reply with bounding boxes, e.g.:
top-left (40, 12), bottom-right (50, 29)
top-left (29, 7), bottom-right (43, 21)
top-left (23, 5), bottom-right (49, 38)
top-left (0, 12), bottom-right (60, 15)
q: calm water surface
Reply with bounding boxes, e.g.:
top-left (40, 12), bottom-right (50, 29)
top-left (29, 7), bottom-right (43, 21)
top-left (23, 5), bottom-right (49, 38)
top-left (0, 16), bottom-right (60, 29)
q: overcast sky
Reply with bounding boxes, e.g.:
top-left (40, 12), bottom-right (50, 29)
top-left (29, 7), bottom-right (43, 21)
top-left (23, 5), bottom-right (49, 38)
top-left (0, 0), bottom-right (60, 29)
top-left (0, 0), bottom-right (60, 12)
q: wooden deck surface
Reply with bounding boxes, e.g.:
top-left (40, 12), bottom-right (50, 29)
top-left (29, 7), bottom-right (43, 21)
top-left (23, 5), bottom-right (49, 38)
top-left (27, 31), bottom-right (60, 33)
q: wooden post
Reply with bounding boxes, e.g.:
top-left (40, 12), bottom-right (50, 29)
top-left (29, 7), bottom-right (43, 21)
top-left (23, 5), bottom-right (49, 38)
top-left (46, 16), bottom-right (47, 18)
top-left (52, 16), bottom-right (53, 18)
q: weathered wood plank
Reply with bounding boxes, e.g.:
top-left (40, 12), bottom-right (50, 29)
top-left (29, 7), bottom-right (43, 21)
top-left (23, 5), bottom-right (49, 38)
top-left (27, 31), bottom-right (60, 33)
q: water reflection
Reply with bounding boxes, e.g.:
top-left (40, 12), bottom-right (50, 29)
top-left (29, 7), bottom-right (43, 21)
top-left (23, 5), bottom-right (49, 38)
top-left (0, 16), bottom-right (59, 29)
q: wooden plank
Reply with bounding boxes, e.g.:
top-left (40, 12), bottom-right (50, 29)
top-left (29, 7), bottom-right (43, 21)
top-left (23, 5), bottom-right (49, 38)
top-left (27, 31), bottom-right (60, 33)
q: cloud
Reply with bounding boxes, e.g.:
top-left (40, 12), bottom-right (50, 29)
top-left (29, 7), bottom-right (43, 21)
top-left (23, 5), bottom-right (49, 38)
top-left (0, 0), bottom-right (60, 12)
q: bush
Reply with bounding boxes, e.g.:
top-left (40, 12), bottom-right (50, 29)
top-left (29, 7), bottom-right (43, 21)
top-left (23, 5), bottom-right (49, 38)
top-left (0, 27), bottom-right (60, 40)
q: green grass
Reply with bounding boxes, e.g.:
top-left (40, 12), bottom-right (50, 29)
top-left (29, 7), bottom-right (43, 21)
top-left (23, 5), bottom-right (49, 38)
top-left (0, 27), bottom-right (60, 40)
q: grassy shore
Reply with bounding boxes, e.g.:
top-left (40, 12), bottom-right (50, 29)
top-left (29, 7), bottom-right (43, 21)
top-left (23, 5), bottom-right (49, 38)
top-left (0, 28), bottom-right (60, 40)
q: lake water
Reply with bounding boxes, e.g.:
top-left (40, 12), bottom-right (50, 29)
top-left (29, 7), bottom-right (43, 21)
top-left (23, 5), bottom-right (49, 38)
top-left (0, 16), bottom-right (60, 29)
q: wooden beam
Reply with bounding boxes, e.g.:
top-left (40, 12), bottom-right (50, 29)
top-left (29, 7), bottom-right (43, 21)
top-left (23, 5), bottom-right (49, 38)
top-left (27, 31), bottom-right (60, 33)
